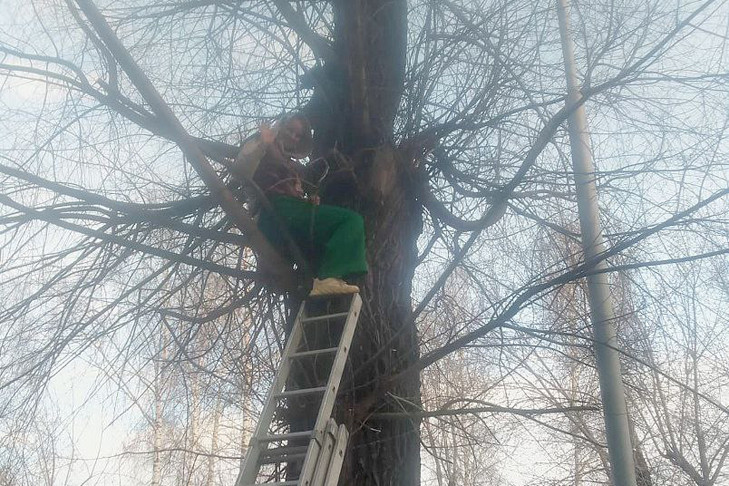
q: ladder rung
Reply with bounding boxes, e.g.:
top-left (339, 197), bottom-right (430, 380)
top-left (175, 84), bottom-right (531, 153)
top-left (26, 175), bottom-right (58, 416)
top-left (301, 311), bottom-right (350, 323)
top-left (259, 445), bottom-right (309, 464)
top-left (258, 430), bottom-right (314, 443)
top-left (259, 453), bottom-right (307, 465)
top-left (261, 445), bottom-right (309, 458)
top-left (275, 386), bottom-right (327, 399)
top-left (289, 347), bottom-right (339, 359)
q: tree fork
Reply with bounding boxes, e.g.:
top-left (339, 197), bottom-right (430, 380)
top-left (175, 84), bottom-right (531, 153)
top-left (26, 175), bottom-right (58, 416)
top-left (74, 0), bottom-right (298, 288)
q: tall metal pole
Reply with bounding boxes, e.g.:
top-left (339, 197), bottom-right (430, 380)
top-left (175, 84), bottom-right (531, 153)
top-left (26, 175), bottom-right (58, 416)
top-left (555, 1), bottom-right (638, 485)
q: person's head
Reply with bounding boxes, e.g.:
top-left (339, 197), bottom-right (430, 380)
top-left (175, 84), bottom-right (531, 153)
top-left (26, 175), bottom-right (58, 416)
top-left (275, 114), bottom-right (313, 159)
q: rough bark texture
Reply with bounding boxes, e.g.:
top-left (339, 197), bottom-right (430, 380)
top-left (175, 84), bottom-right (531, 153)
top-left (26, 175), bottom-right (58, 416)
top-left (301, 0), bottom-right (423, 483)
top-left (340, 146), bottom-right (423, 485)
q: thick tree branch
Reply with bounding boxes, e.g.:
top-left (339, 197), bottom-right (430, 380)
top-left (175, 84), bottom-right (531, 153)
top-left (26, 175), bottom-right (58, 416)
top-left (415, 188), bottom-right (729, 371)
top-left (0, 161), bottom-right (248, 246)
top-left (272, 0), bottom-right (334, 60)
top-left (73, 0), bottom-right (295, 284)
top-left (0, 194), bottom-right (256, 281)
top-left (353, 188), bottom-right (729, 423)
top-left (374, 404), bottom-right (599, 420)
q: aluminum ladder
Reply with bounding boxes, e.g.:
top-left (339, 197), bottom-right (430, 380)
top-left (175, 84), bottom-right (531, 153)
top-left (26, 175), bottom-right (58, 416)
top-left (235, 293), bottom-right (362, 486)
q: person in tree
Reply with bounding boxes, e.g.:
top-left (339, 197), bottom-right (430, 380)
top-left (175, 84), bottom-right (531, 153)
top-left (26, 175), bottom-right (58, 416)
top-left (232, 113), bottom-right (367, 296)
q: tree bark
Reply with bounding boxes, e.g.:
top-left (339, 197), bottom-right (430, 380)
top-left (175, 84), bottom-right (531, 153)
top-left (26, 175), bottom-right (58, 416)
top-left (301, 1), bottom-right (422, 483)
top-left (336, 145), bottom-right (423, 485)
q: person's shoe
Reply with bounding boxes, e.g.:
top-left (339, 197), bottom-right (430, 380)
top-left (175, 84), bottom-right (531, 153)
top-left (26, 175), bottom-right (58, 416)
top-left (309, 278), bottom-right (359, 296)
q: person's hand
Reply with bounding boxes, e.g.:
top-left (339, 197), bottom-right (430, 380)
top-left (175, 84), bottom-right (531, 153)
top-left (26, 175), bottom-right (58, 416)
top-left (259, 124), bottom-right (276, 145)
top-left (309, 194), bottom-right (320, 206)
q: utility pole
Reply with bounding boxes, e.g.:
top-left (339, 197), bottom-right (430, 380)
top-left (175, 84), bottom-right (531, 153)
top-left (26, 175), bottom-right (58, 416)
top-left (555, 1), bottom-right (638, 485)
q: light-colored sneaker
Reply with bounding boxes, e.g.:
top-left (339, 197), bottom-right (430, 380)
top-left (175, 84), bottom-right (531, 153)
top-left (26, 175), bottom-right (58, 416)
top-left (309, 278), bottom-right (359, 296)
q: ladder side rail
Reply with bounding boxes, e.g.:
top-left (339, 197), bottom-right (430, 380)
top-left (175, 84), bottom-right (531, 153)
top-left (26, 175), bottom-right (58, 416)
top-left (235, 302), bottom-right (309, 486)
top-left (322, 425), bottom-right (348, 486)
top-left (298, 294), bottom-right (362, 485)
top-left (312, 294), bottom-right (361, 425)
top-left (298, 439), bottom-right (323, 486)
top-left (309, 419), bottom-right (339, 486)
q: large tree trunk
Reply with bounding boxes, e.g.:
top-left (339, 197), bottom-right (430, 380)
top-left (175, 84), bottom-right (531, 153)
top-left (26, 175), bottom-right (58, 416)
top-left (301, 1), bottom-right (422, 484)
top-left (338, 144), bottom-right (423, 485)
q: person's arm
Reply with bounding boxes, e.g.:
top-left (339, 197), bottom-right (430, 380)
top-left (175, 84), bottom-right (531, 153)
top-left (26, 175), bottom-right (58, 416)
top-left (231, 125), bottom-right (277, 181)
